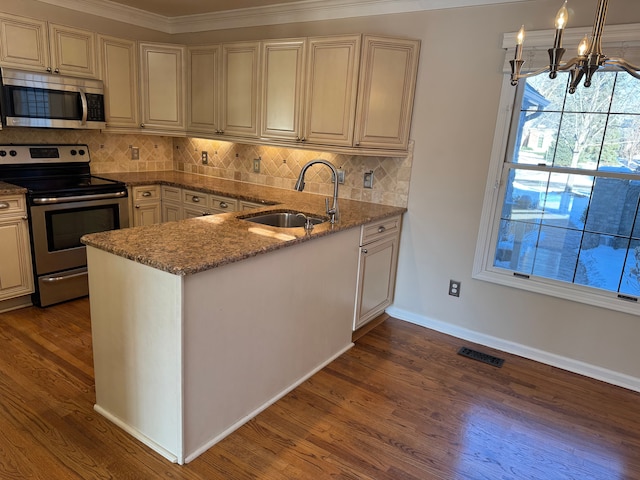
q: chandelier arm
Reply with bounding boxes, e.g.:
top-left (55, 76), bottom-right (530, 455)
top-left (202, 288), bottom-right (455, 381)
top-left (606, 58), bottom-right (640, 80)
top-left (555, 57), bottom-right (584, 72)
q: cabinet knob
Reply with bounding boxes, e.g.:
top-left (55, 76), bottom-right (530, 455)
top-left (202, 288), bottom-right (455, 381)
top-left (362, 248), bottom-right (368, 254)
top-left (192, 196), bottom-right (200, 203)
top-left (219, 202), bottom-right (228, 209)
top-left (46, 67), bottom-right (52, 73)
top-left (142, 191), bottom-right (152, 197)
top-left (54, 68), bottom-right (60, 74)
top-left (378, 226), bottom-right (386, 233)
top-left (135, 204), bottom-right (140, 209)
top-left (22, 215), bottom-right (28, 221)
top-left (140, 123), bottom-right (145, 128)
top-left (0, 202), bottom-right (9, 209)
top-left (355, 141), bottom-right (360, 146)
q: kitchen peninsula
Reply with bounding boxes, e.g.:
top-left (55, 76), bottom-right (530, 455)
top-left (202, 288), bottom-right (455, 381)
top-left (82, 172), bottom-right (404, 464)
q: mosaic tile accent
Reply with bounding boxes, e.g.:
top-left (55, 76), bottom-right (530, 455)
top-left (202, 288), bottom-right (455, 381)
top-left (0, 128), bottom-right (412, 207)
top-left (173, 138), bottom-right (414, 208)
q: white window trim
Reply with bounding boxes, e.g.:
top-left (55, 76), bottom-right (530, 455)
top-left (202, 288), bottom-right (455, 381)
top-left (473, 58), bottom-right (640, 317)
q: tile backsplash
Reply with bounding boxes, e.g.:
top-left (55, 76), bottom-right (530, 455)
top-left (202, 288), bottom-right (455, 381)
top-left (0, 128), bottom-right (412, 207)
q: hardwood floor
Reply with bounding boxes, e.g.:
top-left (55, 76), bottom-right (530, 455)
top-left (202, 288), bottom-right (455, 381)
top-left (1, 299), bottom-right (640, 479)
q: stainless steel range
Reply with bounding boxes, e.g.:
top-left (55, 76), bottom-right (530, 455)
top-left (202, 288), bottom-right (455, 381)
top-left (0, 144), bottom-right (129, 306)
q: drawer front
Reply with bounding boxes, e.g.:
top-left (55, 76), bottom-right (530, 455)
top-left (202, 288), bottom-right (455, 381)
top-left (183, 189), bottom-right (208, 206)
top-left (0, 195), bottom-right (26, 216)
top-left (209, 195), bottom-right (238, 213)
top-left (161, 185), bottom-right (182, 202)
top-left (132, 185), bottom-right (161, 201)
top-left (360, 215), bottom-right (401, 246)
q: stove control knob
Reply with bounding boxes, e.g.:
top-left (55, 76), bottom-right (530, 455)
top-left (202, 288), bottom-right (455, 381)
top-left (9, 150), bottom-right (17, 157)
top-left (79, 149), bottom-right (86, 156)
top-left (0, 150), bottom-right (6, 157)
top-left (70, 149), bottom-right (77, 155)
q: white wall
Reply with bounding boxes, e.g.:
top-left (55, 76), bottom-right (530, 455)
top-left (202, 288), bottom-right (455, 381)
top-left (4, 0), bottom-right (640, 388)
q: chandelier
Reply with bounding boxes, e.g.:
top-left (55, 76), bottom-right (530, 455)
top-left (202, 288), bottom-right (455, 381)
top-left (510, 0), bottom-right (640, 94)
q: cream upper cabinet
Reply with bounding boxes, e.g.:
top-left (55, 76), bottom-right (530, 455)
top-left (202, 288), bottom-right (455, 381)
top-left (0, 195), bottom-right (34, 304)
top-left (354, 36), bottom-right (420, 150)
top-left (188, 45), bottom-right (222, 134)
top-left (221, 41), bottom-right (261, 138)
top-left (0, 13), bottom-right (97, 77)
top-left (303, 35), bottom-right (361, 147)
top-left (260, 39), bottom-right (306, 142)
top-left (139, 42), bottom-right (187, 133)
top-left (98, 35), bottom-right (139, 130)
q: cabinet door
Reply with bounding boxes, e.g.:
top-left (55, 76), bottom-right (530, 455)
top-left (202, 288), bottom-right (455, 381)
top-left (132, 202), bottom-right (161, 226)
top-left (162, 202), bottom-right (183, 223)
top-left (260, 39), bottom-right (305, 142)
top-left (354, 36), bottom-right (420, 150)
top-left (99, 35), bottom-right (139, 129)
top-left (139, 43), bottom-right (186, 132)
top-left (221, 42), bottom-right (261, 138)
top-left (188, 45), bottom-right (221, 134)
top-left (354, 235), bottom-right (398, 330)
top-left (304, 35), bottom-right (361, 147)
top-left (48, 23), bottom-right (97, 77)
top-left (0, 13), bottom-right (49, 71)
top-left (0, 215), bottom-right (34, 301)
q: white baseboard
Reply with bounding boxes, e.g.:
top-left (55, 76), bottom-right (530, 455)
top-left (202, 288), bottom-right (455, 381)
top-left (386, 306), bottom-right (640, 394)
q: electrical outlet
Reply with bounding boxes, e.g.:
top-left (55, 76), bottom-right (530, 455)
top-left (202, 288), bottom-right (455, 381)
top-left (363, 170), bottom-right (374, 189)
top-left (201, 151), bottom-right (208, 164)
top-left (130, 147), bottom-right (139, 160)
top-left (332, 169), bottom-right (345, 184)
top-left (253, 157), bottom-right (261, 173)
top-left (449, 280), bottom-right (461, 297)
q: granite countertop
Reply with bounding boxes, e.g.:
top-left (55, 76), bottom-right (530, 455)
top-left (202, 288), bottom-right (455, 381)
top-left (83, 171), bottom-right (406, 276)
top-left (0, 181), bottom-right (27, 195)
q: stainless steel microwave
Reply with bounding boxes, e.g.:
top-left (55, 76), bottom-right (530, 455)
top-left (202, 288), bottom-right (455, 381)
top-left (0, 68), bottom-right (106, 129)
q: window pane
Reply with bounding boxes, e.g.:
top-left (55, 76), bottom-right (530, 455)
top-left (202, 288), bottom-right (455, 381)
top-left (601, 114), bottom-right (640, 171)
top-left (554, 113), bottom-right (607, 169)
top-left (620, 240), bottom-right (640, 295)
top-left (585, 176), bottom-right (640, 237)
top-left (540, 173), bottom-right (592, 230)
top-left (513, 111), bottom-right (561, 165)
top-left (524, 73), bottom-right (568, 112)
top-left (501, 169), bottom-right (548, 222)
top-left (611, 74), bottom-right (640, 114)
top-left (531, 225), bottom-right (581, 282)
top-left (564, 73), bottom-right (614, 113)
top-left (494, 219), bottom-right (539, 273)
top-left (575, 233), bottom-right (629, 291)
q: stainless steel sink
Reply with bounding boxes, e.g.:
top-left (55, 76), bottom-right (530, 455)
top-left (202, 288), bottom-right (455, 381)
top-left (238, 211), bottom-right (328, 228)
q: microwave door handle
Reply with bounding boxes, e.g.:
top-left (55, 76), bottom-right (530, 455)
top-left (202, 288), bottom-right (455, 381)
top-left (79, 88), bottom-right (88, 125)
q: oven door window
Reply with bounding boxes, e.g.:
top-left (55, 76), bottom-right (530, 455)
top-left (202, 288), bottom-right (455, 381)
top-left (45, 204), bottom-right (119, 251)
top-left (8, 86), bottom-right (82, 120)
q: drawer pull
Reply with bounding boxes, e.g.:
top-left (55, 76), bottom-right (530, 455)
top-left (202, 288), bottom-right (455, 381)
top-left (0, 202), bottom-right (10, 209)
top-left (192, 196), bottom-right (200, 203)
top-left (378, 226), bottom-right (386, 233)
top-left (141, 191), bottom-right (152, 197)
top-left (219, 201), bottom-right (228, 209)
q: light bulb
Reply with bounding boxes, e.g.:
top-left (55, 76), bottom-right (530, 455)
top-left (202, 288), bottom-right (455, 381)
top-left (555, 1), bottom-right (568, 29)
top-left (578, 35), bottom-right (589, 56)
top-left (517, 25), bottom-right (525, 45)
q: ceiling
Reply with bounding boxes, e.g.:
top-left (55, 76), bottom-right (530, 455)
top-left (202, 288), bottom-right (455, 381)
top-left (36, 0), bottom-right (530, 33)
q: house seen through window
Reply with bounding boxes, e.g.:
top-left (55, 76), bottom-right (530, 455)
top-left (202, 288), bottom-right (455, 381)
top-left (482, 70), bottom-right (640, 307)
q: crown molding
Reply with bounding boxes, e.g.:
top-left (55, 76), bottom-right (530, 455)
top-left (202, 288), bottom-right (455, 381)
top-left (36, 0), bottom-right (530, 34)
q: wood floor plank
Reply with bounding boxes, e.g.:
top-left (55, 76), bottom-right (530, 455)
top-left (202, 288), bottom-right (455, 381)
top-left (1, 299), bottom-right (640, 479)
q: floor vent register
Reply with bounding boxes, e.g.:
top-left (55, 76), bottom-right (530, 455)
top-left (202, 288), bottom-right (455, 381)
top-left (457, 346), bottom-right (505, 368)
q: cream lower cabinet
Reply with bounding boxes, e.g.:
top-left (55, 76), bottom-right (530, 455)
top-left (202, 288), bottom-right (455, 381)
top-left (0, 195), bottom-right (34, 306)
top-left (354, 215), bottom-right (401, 330)
top-left (139, 42), bottom-right (187, 133)
top-left (161, 186), bottom-right (183, 222)
top-left (131, 185), bottom-right (162, 226)
top-left (0, 13), bottom-right (97, 77)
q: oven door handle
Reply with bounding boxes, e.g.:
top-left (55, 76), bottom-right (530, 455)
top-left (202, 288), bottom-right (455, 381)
top-left (41, 271), bottom-right (87, 283)
top-left (79, 88), bottom-right (88, 126)
top-left (32, 190), bottom-right (127, 205)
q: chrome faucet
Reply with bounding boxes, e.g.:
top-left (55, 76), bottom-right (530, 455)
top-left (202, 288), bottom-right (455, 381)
top-left (294, 159), bottom-right (340, 224)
